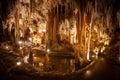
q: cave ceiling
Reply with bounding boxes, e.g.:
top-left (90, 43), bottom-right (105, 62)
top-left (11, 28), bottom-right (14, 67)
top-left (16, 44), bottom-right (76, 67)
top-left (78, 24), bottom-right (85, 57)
top-left (0, 0), bottom-right (120, 22)
top-left (0, 0), bottom-right (120, 43)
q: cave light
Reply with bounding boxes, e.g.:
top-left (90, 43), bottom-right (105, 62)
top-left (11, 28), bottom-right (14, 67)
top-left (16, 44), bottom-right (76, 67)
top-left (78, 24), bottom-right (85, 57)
top-left (19, 46), bottom-right (23, 50)
top-left (18, 41), bottom-right (22, 44)
top-left (16, 61), bottom-right (22, 66)
top-left (47, 49), bottom-right (50, 52)
top-left (28, 37), bottom-right (32, 41)
top-left (85, 70), bottom-right (92, 77)
top-left (42, 29), bottom-right (46, 32)
top-left (6, 46), bottom-right (9, 49)
top-left (101, 46), bottom-right (106, 53)
top-left (23, 55), bottom-right (29, 63)
top-left (38, 29), bottom-right (42, 33)
top-left (39, 62), bottom-right (44, 66)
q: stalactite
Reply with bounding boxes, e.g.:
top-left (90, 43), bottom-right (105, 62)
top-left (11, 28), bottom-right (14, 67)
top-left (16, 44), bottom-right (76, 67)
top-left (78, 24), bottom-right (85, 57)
top-left (76, 8), bottom-right (79, 44)
top-left (56, 5), bottom-right (60, 43)
top-left (83, 13), bottom-right (87, 60)
top-left (46, 12), bottom-right (50, 48)
top-left (78, 7), bottom-right (81, 44)
top-left (53, 7), bottom-right (57, 43)
top-left (86, 2), bottom-right (93, 61)
top-left (51, 12), bottom-right (54, 45)
top-left (60, 4), bottom-right (62, 20)
top-left (30, 0), bottom-right (32, 13)
top-left (10, 5), bottom-right (19, 49)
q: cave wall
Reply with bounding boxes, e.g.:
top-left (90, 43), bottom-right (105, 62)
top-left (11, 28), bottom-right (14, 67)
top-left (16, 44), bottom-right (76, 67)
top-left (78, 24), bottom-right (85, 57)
top-left (0, 0), bottom-right (120, 50)
top-left (0, 0), bottom-right (17, 41)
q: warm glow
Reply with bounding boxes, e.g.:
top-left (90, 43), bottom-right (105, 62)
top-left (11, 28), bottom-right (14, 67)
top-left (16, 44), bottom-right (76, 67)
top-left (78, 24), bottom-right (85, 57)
top-left (38, 29), bottom-right (42, 33)
top-left (28, 37), bottom-right (32, 41)
top-left (39, 62), bottom-right (44, 66)
top-left (85, 70), bottom-right (91, 76)
top-left (101, 46), bottom-right (106, 53)
top-left (18, 41), bottom-right (22, 44)
top-left (16, 61), bottom-right (21, 66)
top-left (6, 46), bottom-right (9, 49)
top-left (23, 55), bottom-right (29, 63)
top-left (19, 47), bottom-right (22, 50)
top-left (47, 49), bottom-right (50, 53)
top-left (43, 29), bottom-right (46, 32)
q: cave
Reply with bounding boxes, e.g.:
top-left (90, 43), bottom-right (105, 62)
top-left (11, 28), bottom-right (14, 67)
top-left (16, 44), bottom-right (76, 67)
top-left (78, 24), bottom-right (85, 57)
top-left (0, 0), bottom-right (120, 80)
